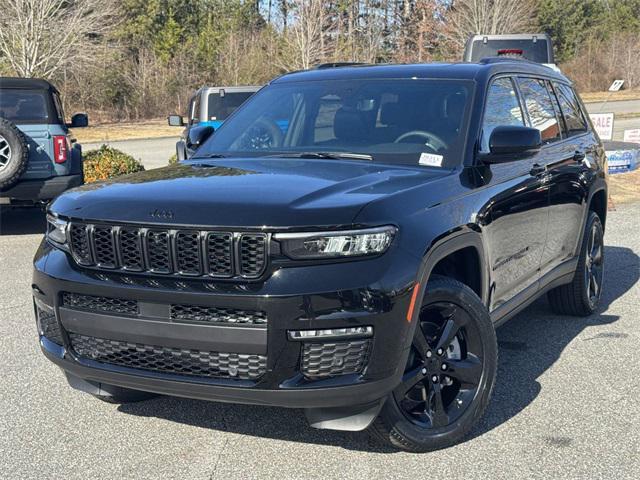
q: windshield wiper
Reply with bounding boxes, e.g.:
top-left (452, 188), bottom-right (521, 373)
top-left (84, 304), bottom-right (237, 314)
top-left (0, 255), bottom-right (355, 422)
top-left (267, 151), bottom-right (373, 161)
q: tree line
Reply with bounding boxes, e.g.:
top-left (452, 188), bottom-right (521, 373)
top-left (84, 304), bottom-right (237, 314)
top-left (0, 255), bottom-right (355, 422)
top-left (1, 0), bottom-right (639, 122)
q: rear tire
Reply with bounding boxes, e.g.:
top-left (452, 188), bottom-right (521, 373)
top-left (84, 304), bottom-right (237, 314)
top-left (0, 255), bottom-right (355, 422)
top-left (548, 211), bottom-right (604, 316)
top-left (0, 118), bottom-right (29, 190)
top-left (369, 275), bottom-right (497, 452)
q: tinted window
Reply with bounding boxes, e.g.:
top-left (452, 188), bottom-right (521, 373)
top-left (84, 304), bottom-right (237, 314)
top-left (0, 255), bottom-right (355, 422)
top-left (480, 77), bottom-right (524, 152)
top-left (553, 83), bottom-right (588, 136)
top-left (517, 78), bottom-right (562, 143)
top-left (207, 91), bottom-right (254, 121)
top-left (197, 79), bottom-right (473, 168)
top-left (0, 89), bottom-right (49, 123)
top-left (468, 39), bottom-right (551, 63)
top-left (52, 93), bottom-right (65, 124)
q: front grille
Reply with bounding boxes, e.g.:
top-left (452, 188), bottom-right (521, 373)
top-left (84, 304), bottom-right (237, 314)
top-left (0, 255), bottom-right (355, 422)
top-left (171, 304), bottom-right (267, 325)
top-left (62, 292), bottom-right (138, 316)
top-left (69, 333), bottom-right (267, 380)
top-left (36, 303), bottom-right (64, 346)
top-left (301, 340), bottom-right (371, 379)
top-left (68, 222), bottom-right (268, 279)
top-left (239, 234), bottom-right (267, 277)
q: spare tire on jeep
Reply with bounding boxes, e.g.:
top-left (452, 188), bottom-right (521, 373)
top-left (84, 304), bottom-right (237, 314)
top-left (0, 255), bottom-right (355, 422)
top-left (0, 118), bottom-right (29, 190)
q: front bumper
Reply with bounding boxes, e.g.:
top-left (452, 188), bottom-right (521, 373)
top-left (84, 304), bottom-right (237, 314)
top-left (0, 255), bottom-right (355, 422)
top-left (1, 174), bottom-right (83, 201)
top-left (33, 241), bottom-right (418, 410)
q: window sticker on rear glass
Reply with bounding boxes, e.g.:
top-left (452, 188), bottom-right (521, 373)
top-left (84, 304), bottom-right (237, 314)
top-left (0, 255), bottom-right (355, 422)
top-left (419, 153), bottom-right (443, 167)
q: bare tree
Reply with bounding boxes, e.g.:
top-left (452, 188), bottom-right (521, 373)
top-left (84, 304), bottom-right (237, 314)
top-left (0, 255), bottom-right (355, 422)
top-left (0, 0), bottom-right (116, 78)
top-left (448, 0), bottom-right (538, 49)
top-left (281, 0), bottom-right (331, 70)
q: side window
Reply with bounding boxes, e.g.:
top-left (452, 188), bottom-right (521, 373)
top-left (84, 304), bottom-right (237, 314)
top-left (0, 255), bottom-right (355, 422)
top-left (553, 83), bottom-right (588, 136)
top-left (480, 77), bottom-right (524, 152)
top-left (517, 77), bottom-right (562, 144)
top-left (189, 95), bottom-right (201, 125)
top-left (52, 93), bottom-right (65, 124)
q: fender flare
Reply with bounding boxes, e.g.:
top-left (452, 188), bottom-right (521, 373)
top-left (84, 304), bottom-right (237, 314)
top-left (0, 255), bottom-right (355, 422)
top-left (400, 230), bottom-right (490, 357)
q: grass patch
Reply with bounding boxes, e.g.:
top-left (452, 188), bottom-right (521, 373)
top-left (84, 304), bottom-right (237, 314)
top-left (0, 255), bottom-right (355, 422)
top-left (71, 119), bottom-right (181, 143)
top-left (581, 89), bottom-right (640, 103)
top-left (609, 169), bottom-right (640, 207)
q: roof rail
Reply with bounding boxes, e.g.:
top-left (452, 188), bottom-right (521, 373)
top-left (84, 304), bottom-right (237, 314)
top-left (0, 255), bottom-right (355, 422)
top-left (313, 62), bottom-right (369, 69)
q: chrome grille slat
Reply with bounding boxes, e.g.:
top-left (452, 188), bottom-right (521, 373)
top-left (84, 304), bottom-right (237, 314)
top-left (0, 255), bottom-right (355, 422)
top-left (68, 222), bottom-right (268, 280)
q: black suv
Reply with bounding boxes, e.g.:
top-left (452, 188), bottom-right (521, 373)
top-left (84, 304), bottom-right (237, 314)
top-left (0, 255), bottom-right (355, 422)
top-left (33, 60), bottom-right (607, 452)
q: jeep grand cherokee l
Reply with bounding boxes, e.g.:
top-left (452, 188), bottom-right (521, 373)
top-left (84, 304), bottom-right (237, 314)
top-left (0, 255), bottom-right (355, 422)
top-left (33, 59), bottom-right (607, 452)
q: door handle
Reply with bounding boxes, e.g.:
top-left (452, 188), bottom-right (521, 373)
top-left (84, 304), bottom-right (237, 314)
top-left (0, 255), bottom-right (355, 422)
top-left (530, 163), bottom-right (546, 176)
top-left (573, 151), bottom-right (586, 162)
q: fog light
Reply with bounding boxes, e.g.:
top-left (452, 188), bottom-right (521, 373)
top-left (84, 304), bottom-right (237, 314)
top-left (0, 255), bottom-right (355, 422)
top-left (288, 326), bottom-right (373, 341)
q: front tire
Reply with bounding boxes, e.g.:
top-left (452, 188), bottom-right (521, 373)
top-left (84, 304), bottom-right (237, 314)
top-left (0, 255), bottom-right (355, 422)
top-left (548, 211), bottom-right (604, 316)
top-left (370, 275), bottom-right (497, 452)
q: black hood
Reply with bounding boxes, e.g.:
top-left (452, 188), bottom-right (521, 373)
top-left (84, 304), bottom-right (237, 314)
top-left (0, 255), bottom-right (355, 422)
top-left (51, 159), bottom-right (449, 228)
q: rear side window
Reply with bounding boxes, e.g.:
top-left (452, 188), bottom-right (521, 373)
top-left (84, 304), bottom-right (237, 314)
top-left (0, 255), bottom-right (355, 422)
top-left (52, 93), bottom-right (66, 124)
top-left (517, 78), bottom-right (562, 144)
top-left (553, 83), bottom-right (588, 136)
top-left (0, 89), bottom-right (49, 123)
top-left (480, 77), bottom-right (524, 152)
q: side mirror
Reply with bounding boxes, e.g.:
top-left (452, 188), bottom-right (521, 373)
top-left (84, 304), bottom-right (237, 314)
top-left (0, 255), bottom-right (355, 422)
top-left (69, 113), bottom-right (89, 128)
top-left (482, 126), bottom-right (542, 163)
top-left (168, 114), bottom-right (185, 127)
top-left (187, 125), bottom-right (215, 149)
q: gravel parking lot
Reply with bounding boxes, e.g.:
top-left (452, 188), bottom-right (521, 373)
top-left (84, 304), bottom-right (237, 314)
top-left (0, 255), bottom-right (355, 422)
top-left (0, 202), bottom-right (638, 480)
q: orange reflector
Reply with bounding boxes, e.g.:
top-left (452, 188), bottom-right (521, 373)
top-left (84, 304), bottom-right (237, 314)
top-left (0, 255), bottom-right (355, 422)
top-left (406, 282), bottom-right (421, 323)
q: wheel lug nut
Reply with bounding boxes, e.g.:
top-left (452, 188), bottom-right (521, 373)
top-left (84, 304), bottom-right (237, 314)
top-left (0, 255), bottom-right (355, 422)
top-left (441, 363), bottom-right (448, 371)
top-left (431, 375), bottom-right (438, 382)
top-left (426, 350), bottom-right (432, 358)
top-left (437, 348), bottom-right (444, 355)
top-left (421, 368), bottom-right (427, 375)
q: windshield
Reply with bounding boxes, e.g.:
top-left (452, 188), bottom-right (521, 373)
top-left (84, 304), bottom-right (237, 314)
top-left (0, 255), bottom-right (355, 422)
top-left (0, 89), bottom-right (49, 123)
top-left (207, 91), bottom-right (255, 121)
top-left (196, 79), bottom-right (472, 168)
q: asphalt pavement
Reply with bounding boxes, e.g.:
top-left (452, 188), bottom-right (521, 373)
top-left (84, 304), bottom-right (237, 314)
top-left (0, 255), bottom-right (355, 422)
top-left (0, 200), bottom-right (638, 479)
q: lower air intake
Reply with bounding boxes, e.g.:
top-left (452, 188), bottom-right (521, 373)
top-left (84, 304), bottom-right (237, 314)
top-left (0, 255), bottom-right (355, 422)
top-left (36, 303), bottom-right (64, 346)
top-left (301, 340), bottom-right (371, 379)
top-left (69, 333), bottom-right (266, 380)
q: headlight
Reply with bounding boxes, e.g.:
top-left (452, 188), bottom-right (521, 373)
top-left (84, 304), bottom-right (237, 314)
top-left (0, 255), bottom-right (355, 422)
top-left (46, 214), bottom-right (68, 248)
top-left (275, 226), bottom-right (396, 260)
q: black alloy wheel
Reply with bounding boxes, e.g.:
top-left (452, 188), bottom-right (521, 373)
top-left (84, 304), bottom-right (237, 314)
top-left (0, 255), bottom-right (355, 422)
top-left (395, 301), bottom-right (484, 429)
top-left (584, 219), bottom-right (604, 309)
top-left (371, 275), bottom-right (497, 452)
top-left (548, 211), bottom-right (605, 316)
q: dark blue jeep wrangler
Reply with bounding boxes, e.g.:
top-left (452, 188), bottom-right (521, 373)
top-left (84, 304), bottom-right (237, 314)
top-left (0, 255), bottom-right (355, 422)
top-left (0, 77), bottom-right (87, 205)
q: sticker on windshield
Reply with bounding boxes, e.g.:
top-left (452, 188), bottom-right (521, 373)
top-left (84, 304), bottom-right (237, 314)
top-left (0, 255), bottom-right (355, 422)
top-left (419, 153), bottom-right (443, 167)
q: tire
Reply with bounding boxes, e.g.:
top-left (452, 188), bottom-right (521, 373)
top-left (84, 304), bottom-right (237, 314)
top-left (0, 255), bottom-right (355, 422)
top-left (370, 275), bottom-right (497, 452)
top-left (548, 211), bottom-right (604, 316)
top-left (0, 118), bottom-right (29, 190)
top-left (92, 384), bottom-right (159, 404)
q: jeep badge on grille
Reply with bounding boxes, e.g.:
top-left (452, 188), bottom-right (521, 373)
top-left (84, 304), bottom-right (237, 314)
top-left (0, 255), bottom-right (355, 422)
top-left (149, 209), bottom-right (174, 220)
